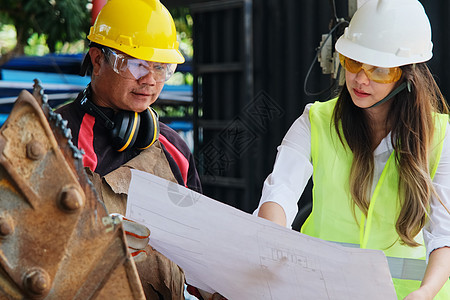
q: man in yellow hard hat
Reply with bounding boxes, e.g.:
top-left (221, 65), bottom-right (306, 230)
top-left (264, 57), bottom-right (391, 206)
top-left (56, 0), bottom-right (201, 298)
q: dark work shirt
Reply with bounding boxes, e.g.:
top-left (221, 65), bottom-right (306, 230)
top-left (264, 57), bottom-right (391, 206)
top-left (55, 91), bottom-right (202, 193)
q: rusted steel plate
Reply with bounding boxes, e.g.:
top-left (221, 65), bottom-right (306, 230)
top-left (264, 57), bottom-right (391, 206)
top-left (0, 82), bottom-right (145, 299)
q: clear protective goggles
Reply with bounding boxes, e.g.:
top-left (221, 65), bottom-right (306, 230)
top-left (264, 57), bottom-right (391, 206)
top-left (102, 47), bottom-right (176, 82)
top-left (339, 53), bottom-right (402, 84)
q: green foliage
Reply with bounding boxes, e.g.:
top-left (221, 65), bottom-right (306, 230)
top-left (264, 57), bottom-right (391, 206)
top-left (0, 24), bottom-right (16, 55)
top-left (0, 0), bottom-right (90, 54)
top-left (24, 33), bottom-right (48, 56)
top-left (169, 7), bottom-right (193, 59)
top-left (170, 7), bottom-right (192, 38)
top-left (165, 6), bottom-right (194, 89)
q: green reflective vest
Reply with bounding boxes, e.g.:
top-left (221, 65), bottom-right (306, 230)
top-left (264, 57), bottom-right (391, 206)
top-left (301, 98), bottom-right (450, 299)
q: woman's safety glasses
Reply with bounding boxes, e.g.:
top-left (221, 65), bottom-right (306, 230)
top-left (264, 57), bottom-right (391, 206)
top-left (339, 54), bottom-right (402, 84)
top-left (102, 47), bottom-right (176, 82)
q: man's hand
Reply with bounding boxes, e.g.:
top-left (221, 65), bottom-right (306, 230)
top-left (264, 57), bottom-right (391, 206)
top-left (111, 214), bottom-right (151, 262)
top-left (200, 291), bottom-right (227, 300)
top-left (186, 285), bottom-right (227, 300)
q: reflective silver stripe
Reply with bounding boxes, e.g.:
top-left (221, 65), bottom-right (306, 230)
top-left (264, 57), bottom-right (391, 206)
top-left (333, 242), bottom-right (426, 281)
top-left (386, 256), bottom-right (426, 281)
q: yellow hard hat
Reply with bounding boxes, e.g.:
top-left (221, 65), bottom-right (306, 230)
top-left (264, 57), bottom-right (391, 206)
top-left (87, 0), bottom-right (185, 64)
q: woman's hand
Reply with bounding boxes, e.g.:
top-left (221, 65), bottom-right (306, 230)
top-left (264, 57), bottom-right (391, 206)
top-left (257, 202), bottom-right (287, 227)
top-left (404, 247), bottom-right (450, 299)
top-left (403, 286), bottom-right (432, 300)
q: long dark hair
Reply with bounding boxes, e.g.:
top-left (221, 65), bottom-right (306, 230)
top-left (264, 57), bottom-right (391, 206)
top-left (333, 63), bottom-right (449, 247)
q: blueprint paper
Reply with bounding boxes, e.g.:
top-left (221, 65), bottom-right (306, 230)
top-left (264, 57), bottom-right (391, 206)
top-left (126, 170), bottom-right (397, 300)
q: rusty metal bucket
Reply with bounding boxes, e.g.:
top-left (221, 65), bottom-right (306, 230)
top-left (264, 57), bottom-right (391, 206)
top-left (0, 81), bottom-right (145, 299)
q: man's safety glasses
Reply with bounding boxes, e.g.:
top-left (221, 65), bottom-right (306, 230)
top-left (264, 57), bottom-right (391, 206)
top-left (102, 47), bottom-right (176, 82)
top-left (339, 54), bottom-right (402, 84)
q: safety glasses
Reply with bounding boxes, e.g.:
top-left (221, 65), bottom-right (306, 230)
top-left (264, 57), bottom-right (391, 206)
top-left (339, 54), bottom-right (402, 84)
top-left (102, 47), bottom-right (176, 82)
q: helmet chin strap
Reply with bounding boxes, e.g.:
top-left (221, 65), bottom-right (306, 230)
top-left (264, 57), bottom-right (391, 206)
top-left (367, 81), bottom-right (412, 108)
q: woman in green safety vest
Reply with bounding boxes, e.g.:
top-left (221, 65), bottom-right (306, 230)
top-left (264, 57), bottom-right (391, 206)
top-left (255, 0), bottom-right (450, 299)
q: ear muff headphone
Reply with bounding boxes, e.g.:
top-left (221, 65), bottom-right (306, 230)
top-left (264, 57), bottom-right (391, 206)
top-left (79, 86), bottom-right (160, 152)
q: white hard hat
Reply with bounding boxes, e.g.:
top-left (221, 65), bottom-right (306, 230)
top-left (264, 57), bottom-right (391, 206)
top-left (335, 0), bottom-right (432, 68)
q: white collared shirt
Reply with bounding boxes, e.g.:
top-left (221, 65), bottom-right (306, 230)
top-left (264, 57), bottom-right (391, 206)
top-left (255, 104), bottom-right (450, 258)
